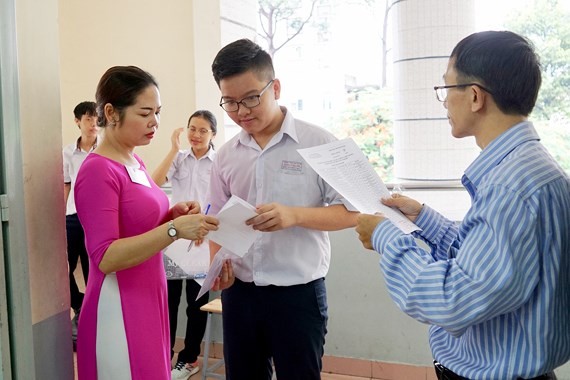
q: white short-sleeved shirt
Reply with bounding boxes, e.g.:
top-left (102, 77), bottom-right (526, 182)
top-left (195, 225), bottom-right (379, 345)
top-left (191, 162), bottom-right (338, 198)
top-left (208, 107), bottom-right (344, 286)
top-left (63, 137), bottom-right (98, 215)
top-left (166, 148), bottom-right (216, 207)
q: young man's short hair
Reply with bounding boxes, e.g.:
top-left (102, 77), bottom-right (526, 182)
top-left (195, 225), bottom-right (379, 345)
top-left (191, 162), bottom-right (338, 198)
top-left (211, 39), bottom-right (275, 86)
top-left (73, 101), bottom-right (97, 120)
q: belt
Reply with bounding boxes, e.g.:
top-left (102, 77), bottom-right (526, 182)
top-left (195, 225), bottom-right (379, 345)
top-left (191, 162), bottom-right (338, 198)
top-left (433, 360), bottom-right (556, 380)
top-left (433, 361), bottom-right (467, 380)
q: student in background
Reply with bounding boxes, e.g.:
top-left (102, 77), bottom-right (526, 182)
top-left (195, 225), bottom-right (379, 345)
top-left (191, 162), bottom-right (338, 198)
top-left (356, 31), bottom-right (570, 379)
top-left (62, 100), bottom-right (98, 350)
top-left (74, 66), bottom-right (219, 380)
top-left (209, 39), bottom-right (358, 380)
top-left (151, 110), bottom-right (218, 379)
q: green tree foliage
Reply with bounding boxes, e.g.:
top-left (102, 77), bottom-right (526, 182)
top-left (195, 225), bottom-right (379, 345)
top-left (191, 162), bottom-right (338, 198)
top-left (330, 88), bottom-right (394, 181)
top-left (506, 0), bottom-right (570, 120)
top-left (536, 119), bottom-right (570, 172)
top-left (506, 0), bottom-right (570, 172)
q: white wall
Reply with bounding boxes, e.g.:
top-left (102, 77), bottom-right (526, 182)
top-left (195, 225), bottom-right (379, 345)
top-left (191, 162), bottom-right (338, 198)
top-left (59, 0), bottom-right (224, 175)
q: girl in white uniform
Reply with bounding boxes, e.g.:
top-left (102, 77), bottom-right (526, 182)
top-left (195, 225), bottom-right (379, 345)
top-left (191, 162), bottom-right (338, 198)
top-left (151, 110), bottom-right (217, 380)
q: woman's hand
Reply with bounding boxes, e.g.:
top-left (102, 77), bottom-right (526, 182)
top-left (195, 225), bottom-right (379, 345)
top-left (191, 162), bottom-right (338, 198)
top-left (175, 214), bottom-right (219, 241)
top-left (170, 127), bottom-right (184, 151)
top-left (171, 201), bottom-right (201, 219)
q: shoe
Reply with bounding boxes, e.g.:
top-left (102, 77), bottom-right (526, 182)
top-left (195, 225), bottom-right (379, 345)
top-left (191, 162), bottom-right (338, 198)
top-left (171, 361), bottom-right (199, 379)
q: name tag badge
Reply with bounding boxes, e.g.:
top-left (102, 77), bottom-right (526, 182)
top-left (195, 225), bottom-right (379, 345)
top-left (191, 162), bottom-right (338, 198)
top-left (125, 165), bottom-right (151, 188)
top-left (281, 160), bottom-right (303, 174)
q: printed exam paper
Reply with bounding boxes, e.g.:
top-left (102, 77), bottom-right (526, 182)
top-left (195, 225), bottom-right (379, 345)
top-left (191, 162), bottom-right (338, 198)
top-left (297, 138), bottom-right (419, 234)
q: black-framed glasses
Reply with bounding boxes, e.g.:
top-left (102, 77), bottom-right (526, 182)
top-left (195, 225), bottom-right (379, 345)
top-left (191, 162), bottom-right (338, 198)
top-left (433, 83), bottom-right (493, 102)
top-left (219, 80), bottom-right (274, 112)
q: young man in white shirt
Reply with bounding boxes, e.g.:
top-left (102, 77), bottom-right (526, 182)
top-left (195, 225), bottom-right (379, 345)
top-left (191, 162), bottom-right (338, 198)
top-left (62, 101), bottom-right (99, 350)
top-left (209, 39), bottom-right (358, 380)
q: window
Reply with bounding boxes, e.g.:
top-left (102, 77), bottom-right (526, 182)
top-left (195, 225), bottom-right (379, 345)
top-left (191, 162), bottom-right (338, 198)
top-left (222, 0), bottom-right (570, 219)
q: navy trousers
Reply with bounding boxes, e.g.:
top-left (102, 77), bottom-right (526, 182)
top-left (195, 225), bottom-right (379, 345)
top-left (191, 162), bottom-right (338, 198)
top-left (168, 279), bottom-right (209, 364)
top-left (66, 213), bottom-right (89, 311)
top-left (221, 278), bottom-right (328, 380)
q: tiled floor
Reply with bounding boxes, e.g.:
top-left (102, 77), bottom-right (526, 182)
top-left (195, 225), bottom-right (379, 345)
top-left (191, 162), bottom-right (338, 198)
top-left (195, 356), bottom-right (373, 380)
top-left (73, 353), bottom-right (375, 380)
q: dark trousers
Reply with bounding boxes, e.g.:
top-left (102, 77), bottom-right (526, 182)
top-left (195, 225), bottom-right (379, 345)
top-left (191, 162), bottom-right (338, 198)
top-left (66, 214), bottom-right (89, 311)
top-left (434, 360), bottom-right (558, 380)
top-left (168, 279), bottom-right (209, 364)
top-left (221, 278), bottom-right (328, 380)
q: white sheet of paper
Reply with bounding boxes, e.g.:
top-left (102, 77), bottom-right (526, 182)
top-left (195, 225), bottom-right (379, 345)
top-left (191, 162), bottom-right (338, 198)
top-left (194, 195), bottom-right (259, 299)
top-left (163, 238), bottom-right (210, 280)
top-left (195, 250), bottom-right (230, 300)
top-left (297, 138), bottom-right (419, 234)
top-left (208, 195), bottom-right (258, 257)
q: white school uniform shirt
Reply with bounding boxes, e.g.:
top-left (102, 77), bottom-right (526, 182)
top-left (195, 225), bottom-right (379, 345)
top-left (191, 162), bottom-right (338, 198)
top-left (63, 136), bottom-right (98, 215)
top-left (208, 107), bottom-right (345, 286)
top-left (166, 147), bottom-right (216, 207)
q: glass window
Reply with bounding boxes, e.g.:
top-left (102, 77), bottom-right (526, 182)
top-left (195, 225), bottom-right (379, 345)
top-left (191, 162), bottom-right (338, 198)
top-left (221, 0), bottom-right (570, 219)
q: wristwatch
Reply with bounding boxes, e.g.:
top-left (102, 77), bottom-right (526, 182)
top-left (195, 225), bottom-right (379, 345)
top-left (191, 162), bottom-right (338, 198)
top-left (167, 220), bottom-right (178, 241)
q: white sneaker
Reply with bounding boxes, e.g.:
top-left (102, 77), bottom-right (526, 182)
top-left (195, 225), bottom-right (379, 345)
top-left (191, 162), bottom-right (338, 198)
top-left (171, 361), bottom-right (200, 380)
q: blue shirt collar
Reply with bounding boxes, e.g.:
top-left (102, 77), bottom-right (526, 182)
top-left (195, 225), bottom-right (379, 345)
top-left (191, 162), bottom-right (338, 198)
top-left (462, 121), bottom-right (540, 193)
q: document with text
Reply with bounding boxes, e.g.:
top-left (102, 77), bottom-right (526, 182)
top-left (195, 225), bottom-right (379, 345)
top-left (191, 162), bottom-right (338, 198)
top-left (297, 138), bottom-right (419, 234)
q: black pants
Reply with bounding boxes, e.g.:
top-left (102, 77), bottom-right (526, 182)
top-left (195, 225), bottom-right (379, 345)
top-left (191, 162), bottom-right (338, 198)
top-left (434, 360), bottom-right (557, 380)
top-left (168, 279), bottom-right (209, 364)
top-left (221, 278), bottom-right (328, 380)
top-left (66, 214), bottom-right (89, 311)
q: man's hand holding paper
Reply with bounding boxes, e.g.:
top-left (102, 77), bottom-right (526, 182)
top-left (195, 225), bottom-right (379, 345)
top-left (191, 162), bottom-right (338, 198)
top-left (246, 202), bottom-right (297, 232)
top-left (208, 195), bottom-right (259, 257)
top-left (297, 138), bottom-right (420, 234)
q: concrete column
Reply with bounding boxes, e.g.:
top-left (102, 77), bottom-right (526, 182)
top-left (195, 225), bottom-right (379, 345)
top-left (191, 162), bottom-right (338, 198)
top-left (392, 0), bottom-right (478, 182)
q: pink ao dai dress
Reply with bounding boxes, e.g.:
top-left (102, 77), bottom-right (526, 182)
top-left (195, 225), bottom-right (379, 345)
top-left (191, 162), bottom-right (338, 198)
top-left (75, 153), bottom-right (171, 380)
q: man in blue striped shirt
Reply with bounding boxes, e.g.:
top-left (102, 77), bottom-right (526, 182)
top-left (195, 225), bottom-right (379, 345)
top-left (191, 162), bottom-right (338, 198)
top-left (356, 31), bottom-right (570, 379)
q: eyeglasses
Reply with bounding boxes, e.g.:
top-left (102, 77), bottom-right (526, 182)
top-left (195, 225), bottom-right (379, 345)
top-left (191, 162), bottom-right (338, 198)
top-left (433, 83), bottom-right (493, 102)
top-left (187, 127), bottom-right (212, 136)
top-left (219, 80), bottom-right (274, 112)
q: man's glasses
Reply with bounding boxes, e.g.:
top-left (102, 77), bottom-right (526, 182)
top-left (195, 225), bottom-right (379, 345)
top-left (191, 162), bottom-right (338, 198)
top-left (433, 83), bottom-right (493, 102)
top-left (187, 127), bottom-right (212, 136)
top-left (219, 80), bottom-right (274, 112)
